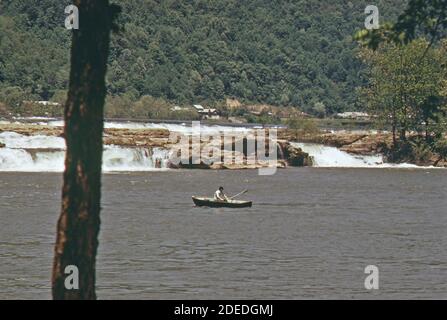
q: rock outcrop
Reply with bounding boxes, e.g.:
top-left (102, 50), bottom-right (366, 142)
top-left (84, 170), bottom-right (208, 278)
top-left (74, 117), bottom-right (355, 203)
top-left (166, 137), bottom-right (289, 170)
top-left (103, 128), bottom-right (170, 147)
top-left (277, 140), bottom-right (312, 166)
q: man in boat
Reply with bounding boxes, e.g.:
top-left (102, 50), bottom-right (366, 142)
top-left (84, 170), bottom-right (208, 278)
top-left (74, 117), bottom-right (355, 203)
top-left (214, 186), bottom-right (229, 202)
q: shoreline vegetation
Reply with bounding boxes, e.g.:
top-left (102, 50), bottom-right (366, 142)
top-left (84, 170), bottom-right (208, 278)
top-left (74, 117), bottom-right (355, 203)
top-left (1, 121), bottom-right (446, 168)
top-left (0, 1), bottom-right (445, 170)
top-left (1, 6), bottom-right (447, 170)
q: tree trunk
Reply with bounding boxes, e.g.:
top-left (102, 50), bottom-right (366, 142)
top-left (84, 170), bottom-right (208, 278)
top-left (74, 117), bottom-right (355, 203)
top-left (52, 0), bottom-right (116, 300)
top-left (392, 108), bottom-right (397, 148)
top-left (400, 128), bottom-right (406, 141)
top-left (392, 122), bottom-right (397, 147)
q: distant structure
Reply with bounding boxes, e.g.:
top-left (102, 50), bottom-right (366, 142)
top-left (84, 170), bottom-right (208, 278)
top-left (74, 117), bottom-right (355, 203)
top-left (23, 100), bottom-right (61, 107)
top-left (193, 104), bottom-right (220, 120)
top-left (335, 112), bottom-right (370, 120)
top-left (170, 105), bottom-right (189, 112)
top-left (193, 104), bottom-right (204, 111)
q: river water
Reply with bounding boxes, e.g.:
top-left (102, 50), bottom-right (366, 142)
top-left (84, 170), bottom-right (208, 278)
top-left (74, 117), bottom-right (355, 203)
top-left (1, 168), bottom-right (446, 299)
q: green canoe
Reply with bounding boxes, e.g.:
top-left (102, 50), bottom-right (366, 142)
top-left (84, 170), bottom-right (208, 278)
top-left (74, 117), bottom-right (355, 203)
top-left (192, 196), bottom-right (252, 208)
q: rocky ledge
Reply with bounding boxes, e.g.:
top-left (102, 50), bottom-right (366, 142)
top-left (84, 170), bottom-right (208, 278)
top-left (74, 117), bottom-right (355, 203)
top-left (0, 123), bottom-right (312, 169)
top-left (165, 135), bottom-right (311, 169)
top-left (0, 123), bottom-right (170, 148)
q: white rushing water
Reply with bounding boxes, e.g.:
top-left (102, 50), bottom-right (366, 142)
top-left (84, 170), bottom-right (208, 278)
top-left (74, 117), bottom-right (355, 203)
top-left (292, 142), bottom-right (420, 168)
top-left (32, 119), bottom-right (251, 135)
top-left (0, 119), bottom-right (252, 172)
top-left (292, 142), bottom-right (383, 167)
top-left (0, 132), bottom-right (170, 172)
top-left (0, 132), bottom-right (65, 149)
top-left (0, 118), bottom-right (436, 171)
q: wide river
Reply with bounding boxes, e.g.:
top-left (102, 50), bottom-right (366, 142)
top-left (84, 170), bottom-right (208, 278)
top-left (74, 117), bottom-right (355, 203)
top-left (0, 168), bottom-right (446, 299)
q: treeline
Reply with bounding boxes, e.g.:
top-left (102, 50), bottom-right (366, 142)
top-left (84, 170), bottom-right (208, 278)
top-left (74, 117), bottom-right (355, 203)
top-left (360, 39), bottom-right (447, 164)
top-left (354, 0), bottom-right (447, 165)
top-left (0, 0), bottom-right (405, 117)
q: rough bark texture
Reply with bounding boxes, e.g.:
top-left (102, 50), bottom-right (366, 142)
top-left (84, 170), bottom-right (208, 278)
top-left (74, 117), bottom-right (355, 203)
top-left (52, 0), bottom-right (115, 300)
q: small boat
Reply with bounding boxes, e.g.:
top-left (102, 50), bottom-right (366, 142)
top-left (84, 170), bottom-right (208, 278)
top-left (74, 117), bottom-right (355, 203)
top-left (192, 196), bottom-right (252, 208)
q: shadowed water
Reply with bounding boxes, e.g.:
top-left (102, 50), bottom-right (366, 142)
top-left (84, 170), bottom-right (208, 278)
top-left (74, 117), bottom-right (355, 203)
top-left (0, 168), bottom-right (446, 299)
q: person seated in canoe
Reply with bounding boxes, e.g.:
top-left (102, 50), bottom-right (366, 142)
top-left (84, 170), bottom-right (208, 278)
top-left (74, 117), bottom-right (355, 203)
top-left (214, 186), bottom-right (229, 202)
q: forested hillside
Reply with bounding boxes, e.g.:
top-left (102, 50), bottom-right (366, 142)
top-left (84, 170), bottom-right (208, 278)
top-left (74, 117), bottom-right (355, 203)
top-left (0, 0), bottom-right (405, 115)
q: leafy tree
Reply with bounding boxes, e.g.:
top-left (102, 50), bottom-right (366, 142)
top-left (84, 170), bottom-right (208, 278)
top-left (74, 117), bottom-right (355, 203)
top-left (359, 39), bottom-right (447, 146)
top-left (312, 102), bottom-right (327, 118)
top-left (433, 137), bottom-right (447, 164)
top-left (0, 86), bottom-right (35, 109)
top-left (355, 0), bottom-right (447, 50)
top-left (286, 116), bottom-right (319, 139)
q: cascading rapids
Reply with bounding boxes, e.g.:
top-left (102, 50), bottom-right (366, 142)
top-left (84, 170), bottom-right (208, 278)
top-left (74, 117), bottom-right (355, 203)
top-left (0, 132), bottom-right (170, 172)
top-left (292, 142), bottom-right (418, 168)
top-left (0, 121), bottom-right (426, 171)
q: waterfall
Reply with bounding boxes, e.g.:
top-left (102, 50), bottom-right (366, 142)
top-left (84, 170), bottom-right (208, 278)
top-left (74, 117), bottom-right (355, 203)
top-left (292, 142), bottom-right (419, 168)
top-left (0, 132), bottom-right (170, 172)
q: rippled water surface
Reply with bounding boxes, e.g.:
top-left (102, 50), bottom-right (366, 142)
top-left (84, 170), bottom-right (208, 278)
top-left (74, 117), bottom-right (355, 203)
top-left (0, 168), bottom-right (446, 299)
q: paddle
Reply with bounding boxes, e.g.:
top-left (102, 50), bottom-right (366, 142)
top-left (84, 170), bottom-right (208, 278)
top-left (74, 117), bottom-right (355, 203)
top-left (229, 189), bottom-right (248, 199)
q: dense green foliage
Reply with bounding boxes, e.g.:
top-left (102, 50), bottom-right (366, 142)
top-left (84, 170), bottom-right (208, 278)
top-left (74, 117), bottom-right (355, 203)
top-left (360, 39), bottom-right (447, 163)
top-left (355, 0), bottom-right (447, 49)
top-left (0, 0), bottom-right (406, 116)
top-left (355, 0), bottom-right (447, 164)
